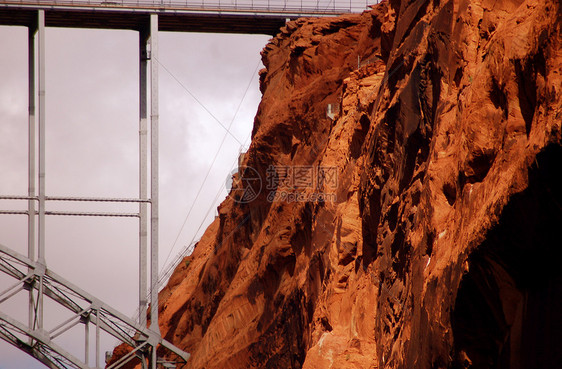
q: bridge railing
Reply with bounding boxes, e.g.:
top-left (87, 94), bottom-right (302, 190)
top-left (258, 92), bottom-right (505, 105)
top-left (0, 0), bottom-right (376, 14)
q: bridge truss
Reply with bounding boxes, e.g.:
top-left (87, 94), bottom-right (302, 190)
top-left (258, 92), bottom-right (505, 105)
top-left (0, 7), bottom-right (187, 369)
top-left (0, 242), bottom-right (189, 369)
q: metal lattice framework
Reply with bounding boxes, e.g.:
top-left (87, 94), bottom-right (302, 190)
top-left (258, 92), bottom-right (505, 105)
top-left (0, 243), bottom-right (189, 369)
top-left (0, 6), bottom-right (186, 369)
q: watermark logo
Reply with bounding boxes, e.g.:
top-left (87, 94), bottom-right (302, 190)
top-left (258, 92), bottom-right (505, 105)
top-left (266, 165), bottom-right (338, 203)
top-left (225, 166), bottom-right (262, 204)
top-left (226, 165), bottom-right (338, 204)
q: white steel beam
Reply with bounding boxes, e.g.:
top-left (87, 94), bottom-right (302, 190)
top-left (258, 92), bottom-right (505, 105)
top-left (27, 19), bottom-right (37, 341)
top-left (0, 310), bottom-right (88, 369)
top-left (139, 24), bottom-right (149, 328)
top-left (149, 13), bottom-right (160, 369)
top-left (0, 243), bottom-right (190, 362)
top-left (26, 74), bottom-right (36, 340)
top-left (36, 8), bottom-right (46, 332)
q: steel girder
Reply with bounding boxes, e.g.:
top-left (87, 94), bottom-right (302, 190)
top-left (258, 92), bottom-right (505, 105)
top-left (0, 243), bottom-right (190, 369)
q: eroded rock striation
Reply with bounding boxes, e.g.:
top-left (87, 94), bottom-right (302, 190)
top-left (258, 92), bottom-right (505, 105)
top-left (114, 0), bottom-right (562, 368)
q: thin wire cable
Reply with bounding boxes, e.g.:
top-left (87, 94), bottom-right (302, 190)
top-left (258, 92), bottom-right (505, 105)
top-left (130, 59), bottom-right (260, 324)
top-left (180, 131), bottom-right (252, 258)
top-left (136, 168), bottom-right (230, 321)
top-left (186, 131), bottom-right (253, 251)
top-left (160, 58), bottom-right (262, 272)
top-left (157, 176), bottom-right (225, 287)
top-left (156, 151), bottom-right (241, 290)
top-left (322, 0), bottom-right (335, 13)
top-left (186, 140), bottom-right (245, 246)
top-left (155, 57), bottom-right (244, 146)
top-left (154, 130), bottom-right (253, 295)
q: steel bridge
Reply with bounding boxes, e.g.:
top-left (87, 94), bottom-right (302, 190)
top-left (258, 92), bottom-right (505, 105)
top-left (0, 0), bottom-right (371, 34)
top-left (0, 0), bottom-right (369, 368)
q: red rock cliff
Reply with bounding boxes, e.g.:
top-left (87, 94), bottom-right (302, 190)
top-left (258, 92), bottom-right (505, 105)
top-left (123, 0), bottom-right (562, 368)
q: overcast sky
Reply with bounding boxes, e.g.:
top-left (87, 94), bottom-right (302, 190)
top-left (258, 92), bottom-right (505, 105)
top-left (0, 24), bottom-right (270, 368)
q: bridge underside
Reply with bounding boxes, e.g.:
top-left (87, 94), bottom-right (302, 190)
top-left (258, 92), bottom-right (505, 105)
top-left (0, 5), bottom-right (301, 34)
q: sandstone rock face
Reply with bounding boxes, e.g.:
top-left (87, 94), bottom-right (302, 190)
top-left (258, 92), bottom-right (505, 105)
top-left (118, 1), bottom-right (562, 368)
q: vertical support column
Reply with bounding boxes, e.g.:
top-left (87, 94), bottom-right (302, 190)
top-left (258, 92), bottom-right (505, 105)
top-left (85, 319), bottom-right (90, 365)
top-left (96, 310), bottom-right (101, 369)
top-left (28, 18), bottom-right (37, 268)
top-left (139, 25), bottom-right (149, 328)
top-left (27, 18), bottom-right (37, 336)
top-left (36, 8), bottom-right (46, 331)
top-left (149, 13), bottom-right (160, 369)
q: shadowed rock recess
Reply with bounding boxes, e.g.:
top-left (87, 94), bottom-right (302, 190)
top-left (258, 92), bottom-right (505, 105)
top-left (110, 0), bottom-right (561, 368)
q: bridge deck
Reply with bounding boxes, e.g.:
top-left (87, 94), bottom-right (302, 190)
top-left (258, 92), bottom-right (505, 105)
top-left (0, 0), bottom-right (370, 34)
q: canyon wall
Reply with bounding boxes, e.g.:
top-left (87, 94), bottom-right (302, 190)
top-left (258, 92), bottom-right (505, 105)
top-left (120, 0), bottom-right (562, 368)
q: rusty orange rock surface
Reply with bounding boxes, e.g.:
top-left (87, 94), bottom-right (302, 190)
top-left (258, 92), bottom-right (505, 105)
top-left (112, 0), bottom-right (562, 368)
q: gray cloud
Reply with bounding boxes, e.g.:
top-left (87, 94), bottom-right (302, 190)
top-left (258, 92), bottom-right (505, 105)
top-left (0, 24), bottom-right (269, 368)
